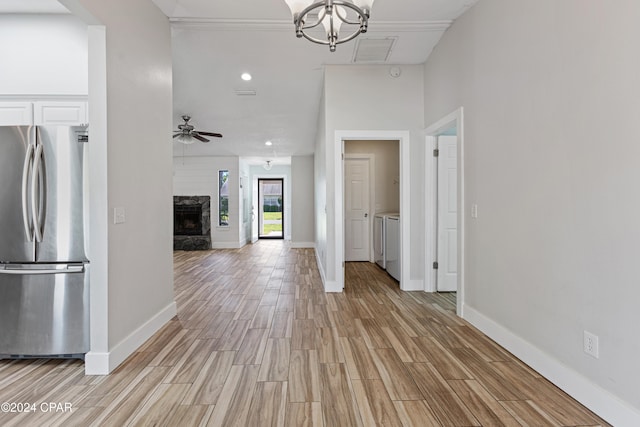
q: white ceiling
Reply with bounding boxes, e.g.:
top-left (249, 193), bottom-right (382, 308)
top-left (0, 0), bottom-right (68, 14)
top-left (165, 0), bottom-right (478, 162)
top-left (4, 0), bottom-right (478, 164)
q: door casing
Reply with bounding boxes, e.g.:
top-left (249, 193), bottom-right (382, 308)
top-left (333, 130), bottom-right (412, 292)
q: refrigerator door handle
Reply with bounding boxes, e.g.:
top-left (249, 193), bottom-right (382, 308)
top-left (31, 143), bottom-right (45, 242)
top-left (0, 264), bottom-right (84, 275)
top-left (21, 143), bottom-right (35, 242)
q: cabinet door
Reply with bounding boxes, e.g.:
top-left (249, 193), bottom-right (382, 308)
top-left (34, 101), bottom-right (87, 126)
top-left (0, 102), bottom-right (33, 125)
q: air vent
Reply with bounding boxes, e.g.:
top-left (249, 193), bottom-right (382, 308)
top-left (352, 37), bottom-right (396, 63)
top-left (234, 89), bottom-right (257, 96)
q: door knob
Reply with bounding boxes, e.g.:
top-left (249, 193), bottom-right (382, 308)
top-left (364, 213), bottom-right (368, 218)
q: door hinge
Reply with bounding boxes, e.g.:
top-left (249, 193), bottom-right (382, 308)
top-left (341, 153), bottom-right (344, 160)
top-left (433, 261), bottom-right (439, 269)
top-left (433, 148), bottom-right (439, 157)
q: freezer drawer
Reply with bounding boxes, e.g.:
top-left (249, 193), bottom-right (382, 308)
top-left (0, 264), bottom-right (89, 357)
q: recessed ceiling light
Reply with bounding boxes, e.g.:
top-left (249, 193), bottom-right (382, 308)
top-left (265, 141), bottom-right (272, 146)
top-left (241, 73), bottom-right (252, 81)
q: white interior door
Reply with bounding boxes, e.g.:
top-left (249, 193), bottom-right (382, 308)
top-left (437, 136), bottom-right (458, 291)
top-left (345, 158), bottom-right (370, 261)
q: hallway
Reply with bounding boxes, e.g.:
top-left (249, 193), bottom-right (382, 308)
top-left (0, 240), bottom-right (607, 426)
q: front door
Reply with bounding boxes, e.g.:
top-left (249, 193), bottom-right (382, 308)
top-left (345, 158), bottom-right (370, 261)
top-left (258, 178), bottom-right (284, 239)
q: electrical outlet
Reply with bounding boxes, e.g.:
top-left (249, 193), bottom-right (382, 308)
top-left (583, 331), bottom-right (599, 358)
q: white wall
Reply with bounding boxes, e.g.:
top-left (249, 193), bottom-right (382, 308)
top-left (345, 140), bottom-right (400, 214)
top-left (173, 156), bottom-right (243, 248)
top-left (0, 14), bottom-right (88, 96)
top-left (65, 0), bottom-right (175, 373)
top-left (291, 155), bottom-right (315, 246)
top-left (423, 0), bottom-right (640, 424)
top-left (319, 65), bottom-right (424, 289)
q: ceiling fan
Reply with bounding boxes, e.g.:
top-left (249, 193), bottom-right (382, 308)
top-left (173, 115), bottom-right (222, 143)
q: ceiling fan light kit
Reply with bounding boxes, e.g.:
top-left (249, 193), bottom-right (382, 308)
top-left (175, 133), bottom-right (195, 144)
top-left (173, 115), bottom-right (223, 144)
top-left (283, 0), bottom-right (375, 52)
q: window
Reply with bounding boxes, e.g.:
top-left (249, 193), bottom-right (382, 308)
top-left (218, 170), bottom-right (229, 226)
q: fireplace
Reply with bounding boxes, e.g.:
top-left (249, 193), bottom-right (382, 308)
top-left (174, 205), bottom-right (203, 235)
top-left (173, 196), bottom-right (211, 250)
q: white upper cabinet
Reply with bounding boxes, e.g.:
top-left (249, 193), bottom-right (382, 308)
top-left (0, 102), bottom-right (33, 126)
top-left (0, 100), bottom-right (88, 126)
top-left (34, 101), bottom-right (88, 126)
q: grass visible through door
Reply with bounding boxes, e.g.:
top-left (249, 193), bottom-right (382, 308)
top-left (262, 212), bottom-right (282, 234)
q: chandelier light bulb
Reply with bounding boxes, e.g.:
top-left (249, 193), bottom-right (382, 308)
top-left (322, 6), bottom-right (346, 38)
top-left (283, 0), bottom-right (314, 17)
top-left (352, 0), bottom-right (375, 14)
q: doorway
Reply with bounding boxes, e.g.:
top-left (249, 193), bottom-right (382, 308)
top-left (334, 131), bottom-right (411, 292)
top-left (258, 178), bottom-right (284, 239)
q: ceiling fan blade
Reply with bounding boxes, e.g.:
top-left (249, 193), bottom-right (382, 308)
top-left (191, 133), bottom-right (209, 143)
top-left (197, 131), bottom-right (223, 138)
top-left (173, 133), bottom-right (183, 138)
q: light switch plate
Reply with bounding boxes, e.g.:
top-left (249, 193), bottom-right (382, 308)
top-left (114, 207), bottom-right (126, 224)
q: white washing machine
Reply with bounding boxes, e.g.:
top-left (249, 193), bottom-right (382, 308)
top-left (385, 214), bottom-right (400, 281)
top-left (374, 212), bottom-right (399, 271)
top-left (374, 214), bottom-right (386, 268)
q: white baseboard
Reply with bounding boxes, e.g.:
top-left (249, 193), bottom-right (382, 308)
top-left (401, 278), bottom-right (424, 291)
top-left (464, 306), bottom-right (640, 427)
top-left (324, 280), bottom-right (343, 293)
top-left (314, 247), bottom-right (329, 290)
top-left (290, 241), bottom-right (316, 249)
top-left (84, 301), bottom-right (177, 375)
top-left (84, 351), bottom-right (109, 375)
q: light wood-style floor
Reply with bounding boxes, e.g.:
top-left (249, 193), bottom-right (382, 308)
top-left (0, 240), bottom-right (609, 426)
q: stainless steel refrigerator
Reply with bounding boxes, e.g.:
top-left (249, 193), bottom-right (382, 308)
top-left (0, 125), bottom-right (90, 359)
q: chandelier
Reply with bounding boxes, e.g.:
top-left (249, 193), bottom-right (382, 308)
top-left (283, 0), bottom-right (375, 52)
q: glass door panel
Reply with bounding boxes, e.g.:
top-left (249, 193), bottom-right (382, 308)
top-left (258, 178), bottom-right (283, 239)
